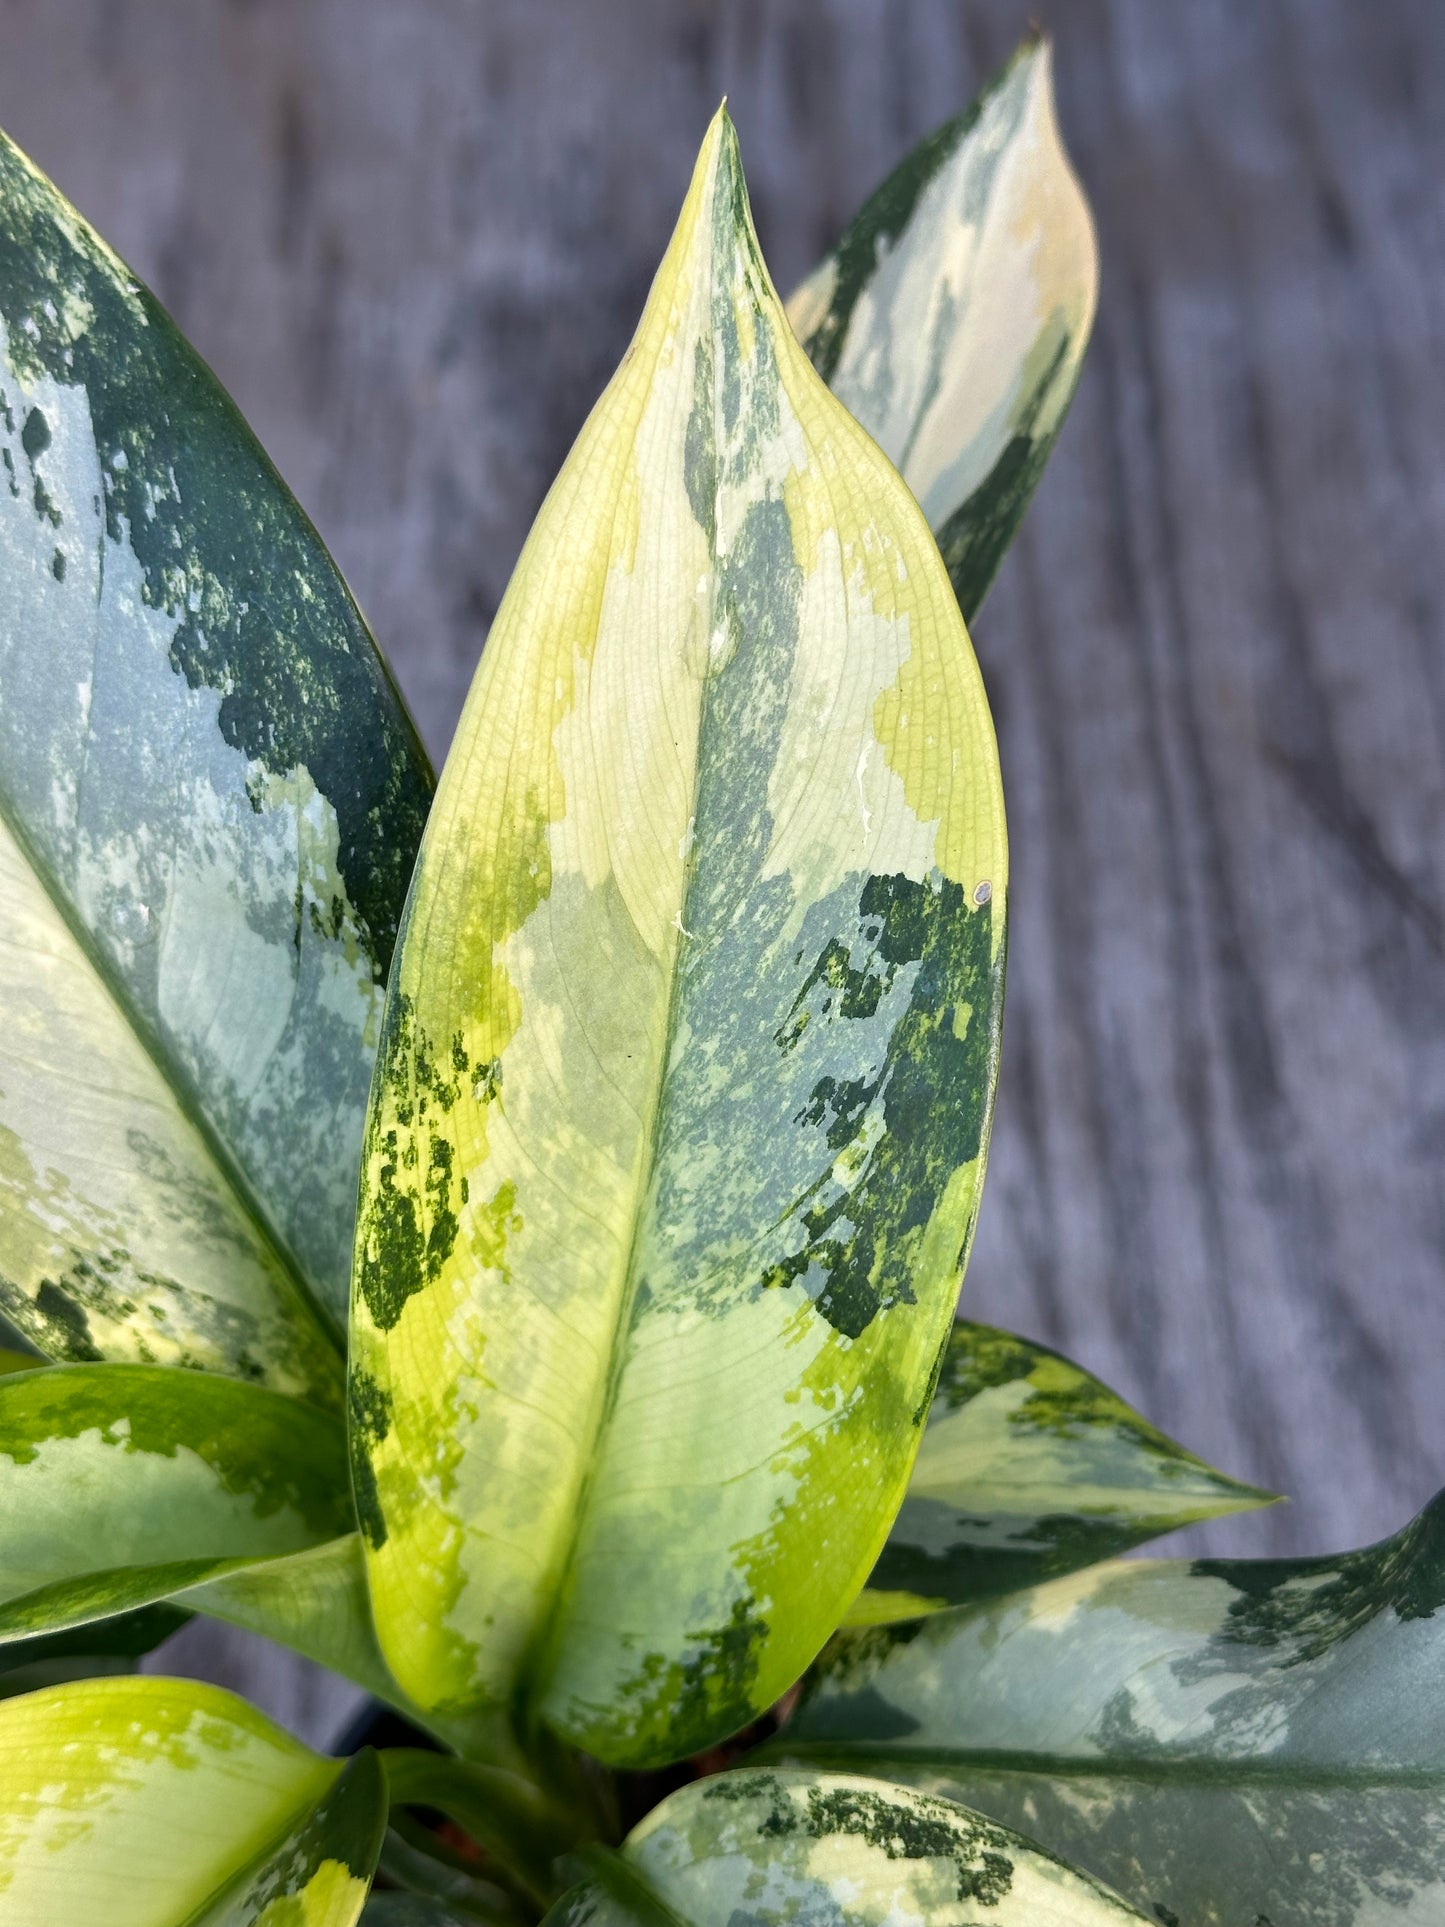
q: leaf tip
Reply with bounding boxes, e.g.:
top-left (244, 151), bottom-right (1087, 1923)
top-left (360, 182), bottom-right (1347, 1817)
top-left (700, 96), bottom-right (745, 200)
top-left (1243, 1483), bottom-right (1288, 1511)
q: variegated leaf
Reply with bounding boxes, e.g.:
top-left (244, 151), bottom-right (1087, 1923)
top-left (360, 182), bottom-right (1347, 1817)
top-left (0, 126), bottom-right (433, 1394)
top-left (782, 1490), bottom-right (1445, 1925)
top-left (29, 1529), bottom-right (518, 1766)
top-left (350, 108), bottom-right (1007, 1767)
top-left (0, 1676), bottom-right (383, 1925)
top-left (847, 1321), bottom-right (1274, 1625)
top-left (545, 1769), bottom-right (1147, 1927)
top-left (0, 1363), bottom-right (350, 1642)
top-left (790, 33), bottom-right (1097, 623)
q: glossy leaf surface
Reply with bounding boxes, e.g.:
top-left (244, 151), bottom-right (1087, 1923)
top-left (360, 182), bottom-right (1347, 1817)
top-left (548, 1768), bottom-right (1146, 1927)
top-left (790, 34), bottom-right (1097, 622)
top-left (0, 126), bottom-right (432, 1389)
top-left (0, 1364), bottom-right (350, 1641)
top-left (784, 1491), bottom-right (1445, 1925)
top-left (0, 1676), bottom-right (381, 1925)
top-left (847, 1321), bottom-right (1274, 1625)
top-left (350, 109), bottom-right (1007, 1764)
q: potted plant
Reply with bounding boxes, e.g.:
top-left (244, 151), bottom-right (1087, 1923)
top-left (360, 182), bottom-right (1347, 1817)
top-left (0, 35), bottom-right (1433, 1927)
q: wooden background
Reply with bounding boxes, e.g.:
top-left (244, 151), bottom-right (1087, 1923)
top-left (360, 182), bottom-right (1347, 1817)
top-left (2, 0), bottom-right (1443, 1742)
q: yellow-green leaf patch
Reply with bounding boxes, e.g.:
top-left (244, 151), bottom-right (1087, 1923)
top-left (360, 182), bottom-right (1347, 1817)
top-left (0, 1676), bottom-right (382, 1926)
top-left (188, 1751), bottom-right (384, 1927)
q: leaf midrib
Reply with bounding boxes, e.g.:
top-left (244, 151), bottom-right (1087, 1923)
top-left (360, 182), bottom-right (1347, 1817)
top-left (519, 144), bottom-right (748, 1708)
top-left (771, 1740), bottom-right (1445, 1793)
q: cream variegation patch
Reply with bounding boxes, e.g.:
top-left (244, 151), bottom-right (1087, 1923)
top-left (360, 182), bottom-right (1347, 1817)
top-left (813, 43), bottom-right (1094, 529)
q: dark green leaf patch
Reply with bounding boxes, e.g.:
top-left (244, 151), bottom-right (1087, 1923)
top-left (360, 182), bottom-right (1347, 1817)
top-left (633, 429), bottom-right (1002, 1341)
top-left (354, 993), bottom-right (470, 1335)
top-left (349, 1366), bottom-right (394, 1552)
top-left (763, 882), bottom-right (998, 1342)
top-left (730, 1776), bottom-right (1016, 1904)
top-left (793, 64), bottom-right (1014, 390)
top-left (1189, 1486), bottom-right (1445, 1667)
top-left (931, 328), bottom-right (1073, 622)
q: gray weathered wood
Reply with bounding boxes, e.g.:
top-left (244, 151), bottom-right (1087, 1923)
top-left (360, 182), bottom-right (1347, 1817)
top-left (2, 0), bottom-right (1442, 1739)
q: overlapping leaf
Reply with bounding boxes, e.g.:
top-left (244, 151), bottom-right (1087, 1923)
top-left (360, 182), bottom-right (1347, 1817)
top-left (189, 1750), bottom-right (386, 1927)
top-left (182, 1536), bottom-right (391, 1704)
top-left (184, 1536), bottom-right (529, 1764)
top-left (0, 1676), bottom-right (384, 1924)
top-left (27, 1526), bottom-right (524, 1764)
top-left (350, 107), bottom-right (1007, 1766)
top-left (363, 1901), bottom-right (486, 1927)
top-left (0, 1602), bottom-right (188, 1702)
top-left (545, 1768), bottom-right (1147, 1927)
top-left (0, 127), bottom-right (432, 1395)
top-left (847, 1321), bottom-right (1274, 1625)
top-left (790, 33), bottom-right (1097, 622)
top-left (0, 1363), bottom-right (350, 1642)
top-left (781, 1490), bottom-right (1445, 1925)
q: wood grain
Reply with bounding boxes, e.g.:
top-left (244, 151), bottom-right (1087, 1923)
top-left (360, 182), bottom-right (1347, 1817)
top-left (2, 0), bottom-right (1443, 1740)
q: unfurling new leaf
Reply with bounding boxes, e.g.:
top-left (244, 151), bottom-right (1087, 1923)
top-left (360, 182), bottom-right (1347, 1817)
top-left (789, 34), bottom-right (1098, 624)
